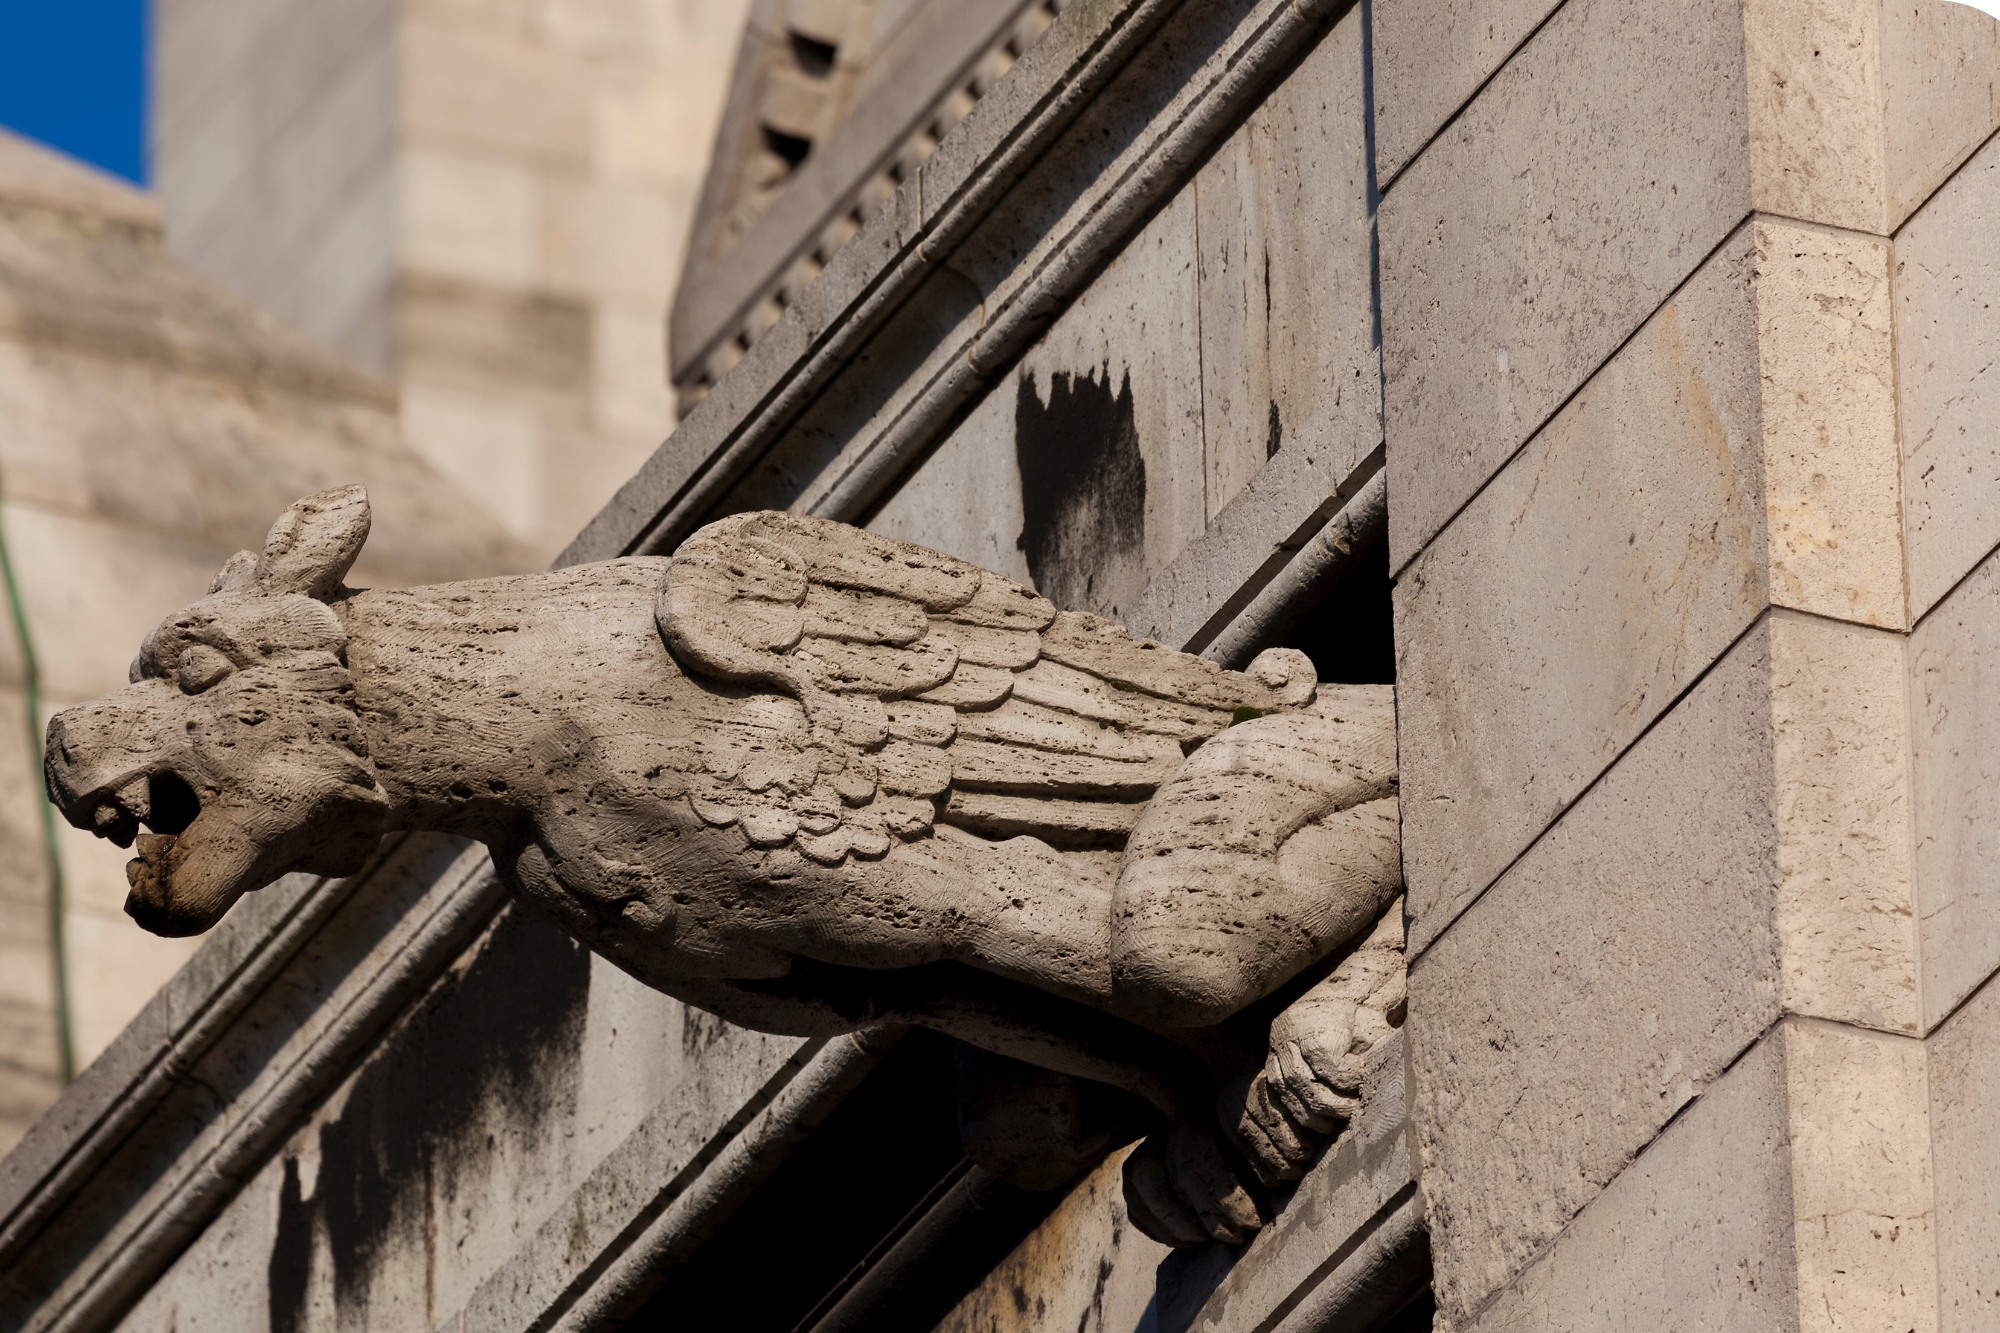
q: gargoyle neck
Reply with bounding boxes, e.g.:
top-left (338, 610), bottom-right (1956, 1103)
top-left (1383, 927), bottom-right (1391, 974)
top-left (332, 588), bottom-right (547, 846)
top-left (330, 561), bottom-right (675, 848)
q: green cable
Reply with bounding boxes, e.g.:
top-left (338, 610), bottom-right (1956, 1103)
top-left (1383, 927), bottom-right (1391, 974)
top-left (0, 481), bottom-right (74, 1085)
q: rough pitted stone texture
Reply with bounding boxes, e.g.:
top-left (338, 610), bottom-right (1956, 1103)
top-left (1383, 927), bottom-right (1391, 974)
top-left (1369, 0), bottom-right (1560, 185)
top-left (1896, 129), bottom-right (2000, 622)
top-left (1410, 623), bottom-right (1783, 1325)
top-left (1932, 974), bottom-right (2000, 1333)
top-left (1752, 219), bottom-right (1904, 631)
top-left (1910, 546), bottom-right (2000, 1030)
top-left (1746, 0), bottom-right (2000, 236)
top-left (1378, 0), bottom-right (1754, 567)
top-left (46, 489), bottom-right (1407, 1248)
top-left (1768, 612), bottom-right (1918, 1035)
top-left (1782, 1018), bottom-right (1936, 1333)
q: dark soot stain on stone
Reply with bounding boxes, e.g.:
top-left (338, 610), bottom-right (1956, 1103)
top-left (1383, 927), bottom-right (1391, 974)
top-left (267, 905), bottom-right (590, 1328)
top-left (1015, 366), bottom-right (1147, 614)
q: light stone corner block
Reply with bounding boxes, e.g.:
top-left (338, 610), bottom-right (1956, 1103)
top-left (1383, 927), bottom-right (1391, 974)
top-left (1752, 218), bottom-right (1905, 631)
top-left (1780, 1018), bottom-right (1937, 1333)
top-left (1768, 609), bottom-right (1920, 1035)
top-left (1895, 128), bottom-right (2000, 623)
top-left (1930, 971), bottom-right (2000, 1332)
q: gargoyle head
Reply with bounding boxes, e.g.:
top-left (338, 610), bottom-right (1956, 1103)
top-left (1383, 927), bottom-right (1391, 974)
top-left (45, 486), bottom-right (392, 937)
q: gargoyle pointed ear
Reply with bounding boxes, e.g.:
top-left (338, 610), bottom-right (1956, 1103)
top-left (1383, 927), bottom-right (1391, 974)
top-left (209, 550), bottom-right (258, 595)
top-left (254, 485), bottom-right (371, 600)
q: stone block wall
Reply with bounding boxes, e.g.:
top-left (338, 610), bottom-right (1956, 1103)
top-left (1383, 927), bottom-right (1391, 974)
top-left (1379, 0), bottom-right (2000, 1327)
top-left (155, 0), bottom-right (751, 556)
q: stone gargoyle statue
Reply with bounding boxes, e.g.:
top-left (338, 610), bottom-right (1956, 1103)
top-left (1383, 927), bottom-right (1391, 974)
top-left (44, 486), bottom-right (1404, 1247)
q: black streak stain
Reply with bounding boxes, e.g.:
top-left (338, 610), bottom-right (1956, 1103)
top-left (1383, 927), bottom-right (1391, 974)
top-left (266, 905), bottom-right (590, 1329)
top-left (1015, 366), bottom-right (1147, 616)
top-left (268, 1159), bottom-right (313, 1333)
top-left (1266, 400), bottom-right (1284, 460)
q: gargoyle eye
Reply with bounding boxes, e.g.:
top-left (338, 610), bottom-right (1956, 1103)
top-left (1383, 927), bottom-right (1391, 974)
top-left (177, 645), bottom-right (235, 694)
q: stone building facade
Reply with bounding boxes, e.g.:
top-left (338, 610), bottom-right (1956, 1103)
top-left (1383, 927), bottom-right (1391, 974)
top-left (0, 129), bottom-right (530, 1159)
top-left (153, 0), bottom-right (750, 556)
top-left (7, 1), bottom-right (2000, 1331)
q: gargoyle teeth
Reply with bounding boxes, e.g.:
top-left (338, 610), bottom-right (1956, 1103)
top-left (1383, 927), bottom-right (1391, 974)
top-left (113, 774), bottom-right (151, 823)
top-left (91, 787), bottom-right (144, 849)
top-left (126, 833), bottom-right (178, 897)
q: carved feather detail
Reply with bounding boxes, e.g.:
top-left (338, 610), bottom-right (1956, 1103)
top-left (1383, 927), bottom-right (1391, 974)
top-left (658, 512), bottom-right (1315, 862)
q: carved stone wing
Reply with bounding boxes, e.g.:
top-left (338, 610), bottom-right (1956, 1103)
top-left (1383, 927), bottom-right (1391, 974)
top-left (657, 512), bottom-right (1314, 863)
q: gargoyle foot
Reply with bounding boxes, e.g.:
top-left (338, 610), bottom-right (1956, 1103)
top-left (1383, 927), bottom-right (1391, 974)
top-left (1218, 900), bottom-right (1407, 1189)
top-left (1122, 1119), bottom-right (1266, 1247)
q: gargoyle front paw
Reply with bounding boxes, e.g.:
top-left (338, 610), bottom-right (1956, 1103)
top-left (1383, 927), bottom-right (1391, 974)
top-left (1220, 901), bottom-right (1407, 1187)
top-left (1121, 1120), bottom-right (1267, 1248)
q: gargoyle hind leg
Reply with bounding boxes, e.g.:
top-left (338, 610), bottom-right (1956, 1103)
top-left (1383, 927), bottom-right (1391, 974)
top-left (1216, 899), bottom-right (1408, 1187)
top-left (1109, 686), bottom-right (1402, 1032)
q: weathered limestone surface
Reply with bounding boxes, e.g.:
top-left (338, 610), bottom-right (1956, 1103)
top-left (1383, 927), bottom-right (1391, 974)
top-left (1413, 597), bottom-right (1938, 1326)
top-left (933, 1148), bottom-right (1167, 1333)
top-left (870, 386), bottom-right (1036, 586)
top-left (1378, 0), bottom-right (1754, 567)
top-left (1910, 545), bottom-right (2000, 1028)
top-left (1752, 218), bottom-right (1904, 630)
top-left (1409, 624), bottom-right (1783, 1323)
top-left (1191, 14), bottom-right (1377, 522)
top-left (1768, 613), bottom-right (1918, 1035)
top-left (1398, 214), bottom-right (1915, 957)
top-left (878, 2), bottom-right (1378, 633)
top-left (110, 911), bottom-right (796, 1333)
top-left (1395, 231), bottom-right (1767, 949)
top-left (1746, 0), bottom-right (2000, 236)
top-left (1466, 1034), bottom-right (1799, 1333)
top-left (1931, 973), bottom-right (2000, 1333)
top-left (1368, 0), bottom-right (1561, 185)
top-left (1782, 1018), bottom-right (1936, 1333)
top-left (1896, 129), bottom-right (2000, 621)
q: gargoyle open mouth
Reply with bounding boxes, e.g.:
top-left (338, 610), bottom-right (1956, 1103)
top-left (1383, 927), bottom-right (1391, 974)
top-left (70, 769), bottom-right (212, 936)
top-left (101, 773), bottom-right (200, 929)
top-left (80, 770), bottom-right (201, 849)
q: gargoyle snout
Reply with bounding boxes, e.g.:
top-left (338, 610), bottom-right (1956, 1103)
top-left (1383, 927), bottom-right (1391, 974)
top-left (44, 698), bottom-right (184, 849)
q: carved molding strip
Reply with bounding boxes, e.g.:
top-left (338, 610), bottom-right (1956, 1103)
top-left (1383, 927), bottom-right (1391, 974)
top-left (673, 0), bottom-right (1064, 399)
top-left (563, 0), bottom-right (1355, 569)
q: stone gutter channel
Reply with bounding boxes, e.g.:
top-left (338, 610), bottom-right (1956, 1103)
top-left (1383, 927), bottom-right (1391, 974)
top-left (0, 0), bottom-right (1409, 1327)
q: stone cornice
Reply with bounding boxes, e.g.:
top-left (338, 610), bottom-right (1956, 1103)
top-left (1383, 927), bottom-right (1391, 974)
top-left (564, 0), bottom-right (1356, 570)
